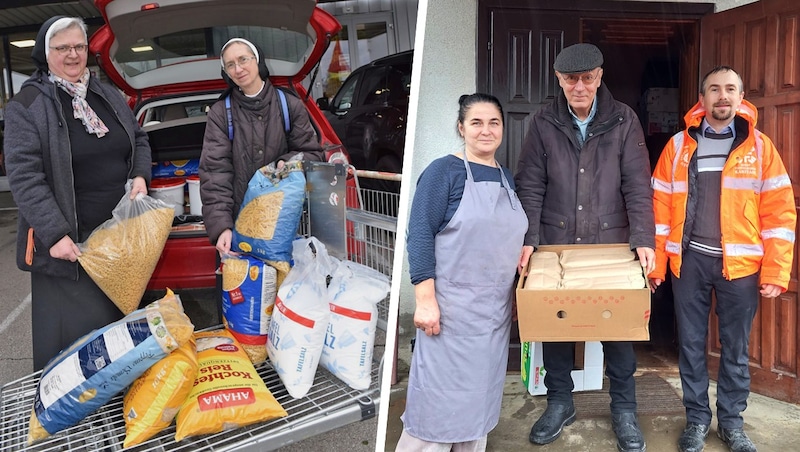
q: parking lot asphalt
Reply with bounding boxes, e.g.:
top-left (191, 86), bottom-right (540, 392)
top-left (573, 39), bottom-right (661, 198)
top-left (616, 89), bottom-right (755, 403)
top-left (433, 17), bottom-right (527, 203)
top-left (0, 192), bottom-right (379, 451)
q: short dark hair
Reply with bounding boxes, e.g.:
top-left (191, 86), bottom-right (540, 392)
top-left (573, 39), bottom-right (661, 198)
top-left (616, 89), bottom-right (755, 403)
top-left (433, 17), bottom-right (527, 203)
top-left (700, 65), bottom-right (744, 94)
top-left (456, 93), bottom-right (504, 135)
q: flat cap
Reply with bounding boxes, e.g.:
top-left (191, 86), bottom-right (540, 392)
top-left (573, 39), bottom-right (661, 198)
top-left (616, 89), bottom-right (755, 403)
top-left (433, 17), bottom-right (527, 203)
top-left (553, 43), bottom-right (604, 74)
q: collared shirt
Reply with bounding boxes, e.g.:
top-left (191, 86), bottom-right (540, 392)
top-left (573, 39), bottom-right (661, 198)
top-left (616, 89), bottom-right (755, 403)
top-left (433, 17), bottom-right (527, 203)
top-left (568, 99), bottom-right (598, 141)
top-left (700, 118), bottom-right (736, 140)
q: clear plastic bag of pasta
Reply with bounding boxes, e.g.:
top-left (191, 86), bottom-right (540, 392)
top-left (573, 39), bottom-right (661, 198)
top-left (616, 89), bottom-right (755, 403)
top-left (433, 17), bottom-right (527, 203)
top-left (232, 157), bottom-right (305, 263)
top-left (77, 181), bottom-right (175, 314)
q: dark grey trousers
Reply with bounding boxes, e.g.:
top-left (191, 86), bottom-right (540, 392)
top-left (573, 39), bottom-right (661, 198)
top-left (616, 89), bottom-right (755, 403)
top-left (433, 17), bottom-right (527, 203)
top-left (543, 340), bottom-right (638, 413)
top-left (671, 249), bottom-right (759, 429)
top-left (31, 266), bottom-right (123, 370)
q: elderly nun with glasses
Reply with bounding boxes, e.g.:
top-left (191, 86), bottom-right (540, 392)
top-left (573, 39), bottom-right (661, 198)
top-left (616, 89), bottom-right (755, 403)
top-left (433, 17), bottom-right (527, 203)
top-left (514, 43), bottom-right (656, 452)
top-left (3, 16), bottom-right (152, 370)
top-left (198, 37), bottom-right (323, 258)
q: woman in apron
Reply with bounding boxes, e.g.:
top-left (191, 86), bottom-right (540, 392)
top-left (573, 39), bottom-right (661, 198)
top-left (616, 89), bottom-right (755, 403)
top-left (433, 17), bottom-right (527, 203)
top-left (397, 93), bottom-right (528, 451)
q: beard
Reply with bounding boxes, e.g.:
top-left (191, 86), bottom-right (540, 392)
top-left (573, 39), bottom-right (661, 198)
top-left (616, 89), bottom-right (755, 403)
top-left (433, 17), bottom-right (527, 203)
top-left (711, 103), bottom-right (734, 122)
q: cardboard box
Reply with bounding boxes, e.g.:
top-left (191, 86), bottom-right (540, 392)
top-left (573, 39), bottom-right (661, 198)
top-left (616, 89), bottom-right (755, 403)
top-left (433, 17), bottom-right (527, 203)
top-left (645, 87), bottom-right (680, 112)
top-left (516, 244), bottom-right (651, 342)
top-left (647, 111), bottom-right (680, 135)
top-left (521, 341), bottom-right (604, 395)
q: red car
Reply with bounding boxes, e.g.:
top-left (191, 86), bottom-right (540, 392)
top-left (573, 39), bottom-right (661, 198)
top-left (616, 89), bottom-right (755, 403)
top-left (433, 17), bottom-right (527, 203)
top-left (89, 0), bottom-right (348, 290)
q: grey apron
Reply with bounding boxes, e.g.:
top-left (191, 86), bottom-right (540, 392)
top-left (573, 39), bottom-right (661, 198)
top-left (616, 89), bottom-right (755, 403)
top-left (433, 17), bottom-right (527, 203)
top-left (402, 154), bottom-right (528, 442)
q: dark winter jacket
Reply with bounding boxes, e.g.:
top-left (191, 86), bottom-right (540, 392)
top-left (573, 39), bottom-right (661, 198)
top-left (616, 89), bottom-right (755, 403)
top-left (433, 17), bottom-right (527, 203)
top-left (3, 71), bottom-right (152, 279)
top-left (514, 84), bottom-right (655, 250)
top-left (199, 81), bottom-right (323, 244)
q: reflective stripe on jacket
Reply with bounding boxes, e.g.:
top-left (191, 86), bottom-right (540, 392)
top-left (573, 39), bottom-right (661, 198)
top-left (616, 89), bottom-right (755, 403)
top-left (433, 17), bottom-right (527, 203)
top-left (651, 99), bottom-right (796, 289)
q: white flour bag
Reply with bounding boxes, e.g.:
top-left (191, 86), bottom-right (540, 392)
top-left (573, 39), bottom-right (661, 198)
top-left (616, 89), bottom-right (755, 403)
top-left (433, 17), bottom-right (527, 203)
top-left (321, 261), bottom-right (390, 390)
top-left (267, 237), bottom-right (335, 398)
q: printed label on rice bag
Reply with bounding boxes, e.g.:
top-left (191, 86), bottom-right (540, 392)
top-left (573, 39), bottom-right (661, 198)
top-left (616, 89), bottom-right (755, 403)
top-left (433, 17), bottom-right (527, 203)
top-left (198, 387), bottom-right (256, 411)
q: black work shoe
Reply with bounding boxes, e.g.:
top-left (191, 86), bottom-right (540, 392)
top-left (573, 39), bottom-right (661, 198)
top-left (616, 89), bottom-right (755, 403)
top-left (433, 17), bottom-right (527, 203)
top-left (529, 403), bottom-right (576, 445)
top-left (611, 412), bottom-right (646, 452)
top-left (678, 423), bottom-right (710, 452)
top-left (717, 426), bottom-right (757, 452)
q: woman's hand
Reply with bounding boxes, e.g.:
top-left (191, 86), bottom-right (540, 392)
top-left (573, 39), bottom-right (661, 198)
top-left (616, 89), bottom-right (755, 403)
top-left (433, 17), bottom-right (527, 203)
top-left (129, 176), bottom-right (148, 199)
top-left (215, 229), bottom-right (238, 257)
top-left (518, 245), bottom-right (534, 275)
top-left (50, 235), bottom-right (81, 262)
top-left (413, 279), bottom-right (440, 336)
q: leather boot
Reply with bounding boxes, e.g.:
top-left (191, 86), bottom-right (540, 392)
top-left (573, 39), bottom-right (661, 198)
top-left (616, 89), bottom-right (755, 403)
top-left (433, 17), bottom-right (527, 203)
top-left (528, 402), bottom-right (576, 445)
top-left (611, 412), bottom-right (646, 452)
top-left (717, 426), bottom-right (757, 452)
top-left (678, 423), bottom-right (709, 452)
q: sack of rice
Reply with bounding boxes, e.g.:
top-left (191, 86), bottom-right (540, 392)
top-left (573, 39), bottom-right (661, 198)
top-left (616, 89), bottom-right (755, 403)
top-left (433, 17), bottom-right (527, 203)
top-left (321, 261), bottom-right (390, 390)
top-left (175, 329), bottom-right (287, 441)
top-left (267, 237), bottom-right (336, 399)
top-left (77, 182), bottom-right (175, 314)
top-left (221, 254), bottom-right (278, 363)
top-left (232, 158), bottom-right (305, 263)
top-left (27, 289), bottom-right (194, 445)
top-left (122, 336), bottom-right (199, 448)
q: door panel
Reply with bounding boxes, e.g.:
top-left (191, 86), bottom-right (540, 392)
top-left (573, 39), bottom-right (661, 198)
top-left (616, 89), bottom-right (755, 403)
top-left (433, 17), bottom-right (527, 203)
top-left (701, 0), bottom-right (800, 403)
top-left (483, 10), bottom-right (578, 174)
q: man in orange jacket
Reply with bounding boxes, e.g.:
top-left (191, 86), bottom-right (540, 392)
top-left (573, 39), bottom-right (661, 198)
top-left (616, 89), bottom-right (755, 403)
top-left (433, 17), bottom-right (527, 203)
top-left (649, 66), bottom-right (796, 452)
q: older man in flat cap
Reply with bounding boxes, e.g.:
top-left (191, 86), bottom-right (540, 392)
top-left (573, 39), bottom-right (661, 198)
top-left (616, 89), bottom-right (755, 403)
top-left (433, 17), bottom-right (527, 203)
top-left (514, 43), bottom-right (655, 451)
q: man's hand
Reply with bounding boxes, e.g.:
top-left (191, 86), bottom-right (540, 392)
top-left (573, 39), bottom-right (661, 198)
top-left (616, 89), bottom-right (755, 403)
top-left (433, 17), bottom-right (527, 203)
top-left (649, 278), bottom-right (663, 293)
top-left (760, 283), bottom-right (782, 298)
top-left (414, 279), bottom-right (440, 336)
top-left (636, 246), bottom-right (656, 277)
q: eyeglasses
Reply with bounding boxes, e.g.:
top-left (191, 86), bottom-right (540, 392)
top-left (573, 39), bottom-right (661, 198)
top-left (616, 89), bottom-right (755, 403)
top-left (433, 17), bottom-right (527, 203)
top-left (224, 55), bottom-right (257, 72)
top-left (560, 69), bottom-right (601, 86)
top-left (49, 44), bottom-right (88, 55)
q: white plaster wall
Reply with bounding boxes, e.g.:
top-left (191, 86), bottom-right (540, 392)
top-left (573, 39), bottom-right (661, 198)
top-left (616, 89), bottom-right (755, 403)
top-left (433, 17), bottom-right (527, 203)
top-left (395, 0), bottom-right (761, 328)
top-left (394, 0), bottom-right (477, 335)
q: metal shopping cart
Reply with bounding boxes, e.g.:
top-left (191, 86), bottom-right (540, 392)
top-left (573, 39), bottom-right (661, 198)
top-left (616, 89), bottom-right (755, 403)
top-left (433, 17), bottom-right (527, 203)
top-left (0, 163), bottom-right (400, 452)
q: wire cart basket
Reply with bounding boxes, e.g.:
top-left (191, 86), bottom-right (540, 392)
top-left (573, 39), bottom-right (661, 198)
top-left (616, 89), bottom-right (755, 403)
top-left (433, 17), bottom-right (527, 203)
top-left (0, 163), bottom-right (400, 452)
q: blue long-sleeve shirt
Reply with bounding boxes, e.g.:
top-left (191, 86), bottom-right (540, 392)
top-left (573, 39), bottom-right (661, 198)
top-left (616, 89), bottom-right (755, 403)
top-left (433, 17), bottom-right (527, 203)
top-left (406, 154), bottom-right (515, 284)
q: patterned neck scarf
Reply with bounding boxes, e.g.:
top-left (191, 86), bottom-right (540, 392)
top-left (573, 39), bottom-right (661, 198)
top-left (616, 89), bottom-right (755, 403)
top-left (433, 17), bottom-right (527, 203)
top-left (51, 68), bottom-right (109, 138)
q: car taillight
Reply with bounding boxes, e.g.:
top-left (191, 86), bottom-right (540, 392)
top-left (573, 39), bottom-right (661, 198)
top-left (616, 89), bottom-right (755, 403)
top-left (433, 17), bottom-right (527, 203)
top-left (141, 3), bottom-right (159, 11)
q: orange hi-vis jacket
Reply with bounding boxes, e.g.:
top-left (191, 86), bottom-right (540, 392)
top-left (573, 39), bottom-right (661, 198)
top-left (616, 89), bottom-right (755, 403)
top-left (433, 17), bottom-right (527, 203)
top-left (650, 99), bottom-right (796, 290)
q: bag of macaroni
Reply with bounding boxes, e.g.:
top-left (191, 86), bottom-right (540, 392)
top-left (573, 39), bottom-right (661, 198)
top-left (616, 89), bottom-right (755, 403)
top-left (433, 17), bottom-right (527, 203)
top-left (27, 289), bottom-right (194, 445)
top-left (174, 329), bottom-right (286, 441)
top-left (221, 254), bottom-right (278, 363)
top-left (231, 158), bottom-right (305, 262)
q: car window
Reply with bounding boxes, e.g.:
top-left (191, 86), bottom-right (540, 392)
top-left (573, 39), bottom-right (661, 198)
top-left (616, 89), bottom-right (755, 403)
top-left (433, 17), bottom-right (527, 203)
top-left (387, 64), bottom-right (411, 105)
top-left (332, 73), bottom-right (360, 110)
top-left (112, 26), bottom-right (312, 78)
top-left (360, 67), bottom-right (387, 106)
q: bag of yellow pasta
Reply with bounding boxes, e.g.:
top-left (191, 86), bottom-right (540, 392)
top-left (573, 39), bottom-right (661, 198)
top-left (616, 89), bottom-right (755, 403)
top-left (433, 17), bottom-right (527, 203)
top-left (221, 255), bottom-right (278, 364)
top-left (175, 329), bottom-right (287, 441)
top-left (27, 289), bottom-right (194, 445)
top-left (122, 336), bottom-right (199, 448)
top-left (77, 181), bottom-right (175, 314)
top-left (232, 158), bottom-right (305, 263)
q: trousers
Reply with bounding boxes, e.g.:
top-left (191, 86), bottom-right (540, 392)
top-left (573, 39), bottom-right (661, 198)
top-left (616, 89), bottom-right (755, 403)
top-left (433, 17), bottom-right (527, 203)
top-left (543, 340), bottom-right (637, 413)
top-left (671, 249), bottom-right (759, 428)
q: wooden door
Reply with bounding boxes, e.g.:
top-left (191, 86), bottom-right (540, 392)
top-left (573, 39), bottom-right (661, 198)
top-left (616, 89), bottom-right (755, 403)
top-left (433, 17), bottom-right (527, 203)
top-left (701, 0), bottom-right (800, 403)
top-left (478, 8), bottom-right (578, 175)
